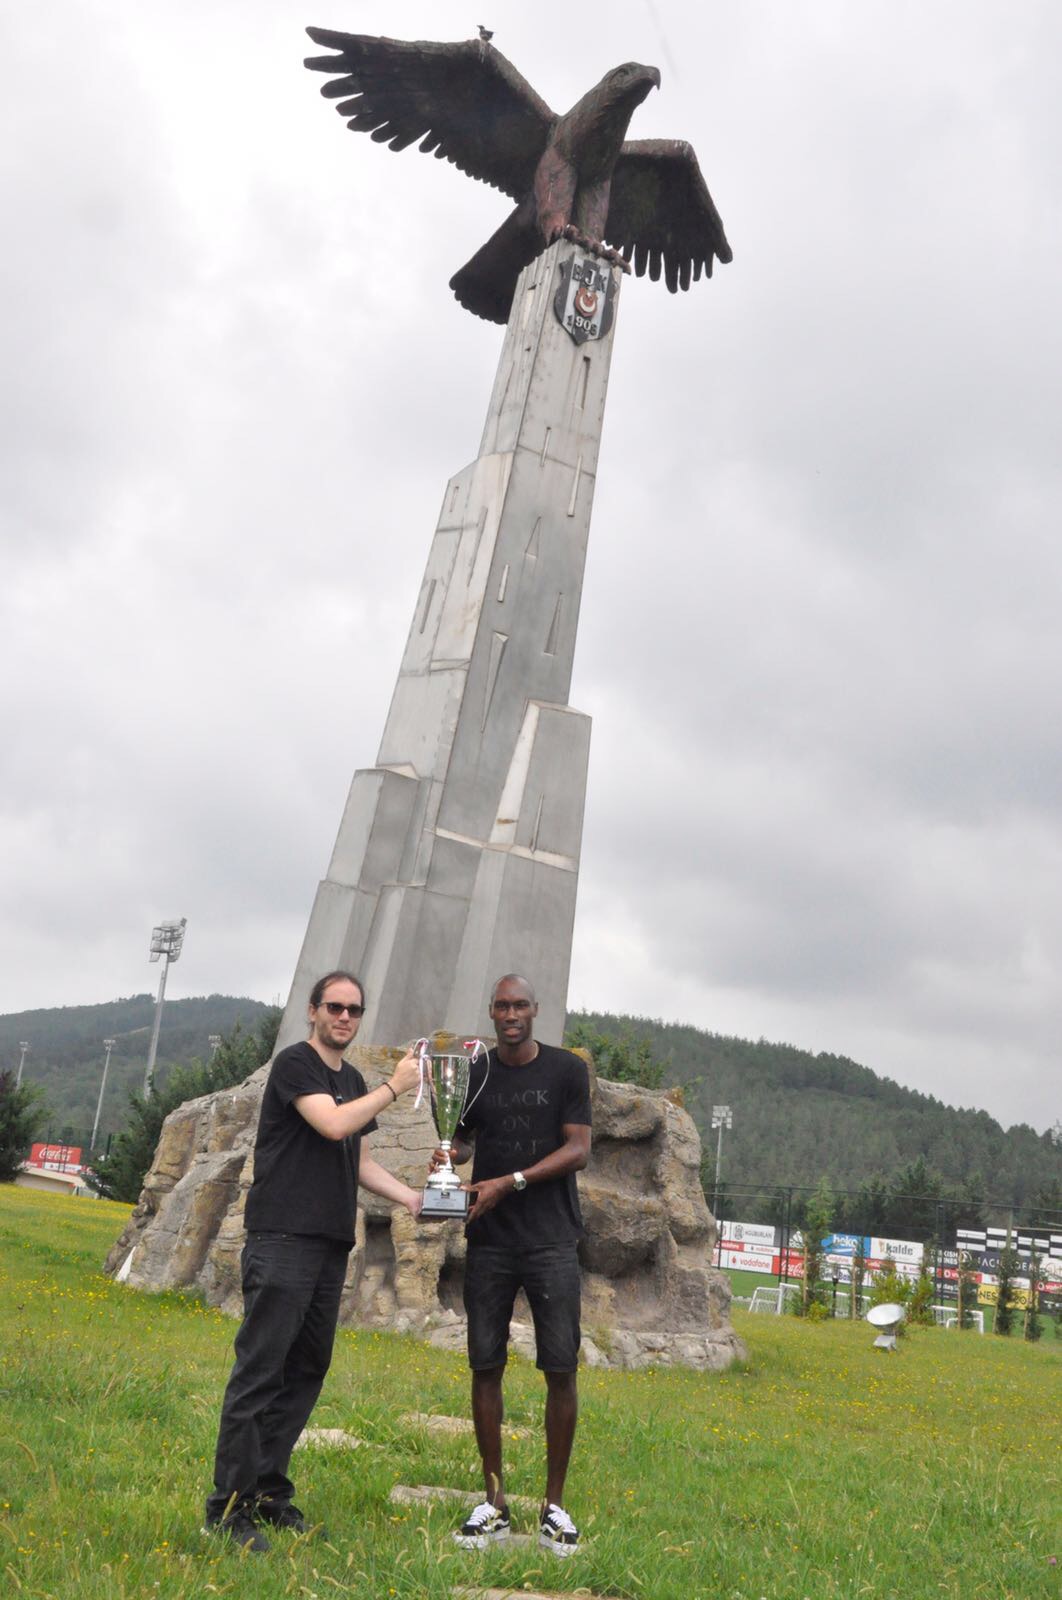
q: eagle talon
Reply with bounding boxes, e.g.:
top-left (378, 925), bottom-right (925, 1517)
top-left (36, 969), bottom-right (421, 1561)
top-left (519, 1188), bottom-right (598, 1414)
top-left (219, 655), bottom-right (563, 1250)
top-left (570, 235), bottom-right (631, 273)
top-left (600, 244), bottom-right (632, 273)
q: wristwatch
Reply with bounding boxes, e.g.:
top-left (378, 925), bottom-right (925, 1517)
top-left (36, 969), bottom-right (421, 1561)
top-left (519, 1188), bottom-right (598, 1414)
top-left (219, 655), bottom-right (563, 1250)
top-left (511, 1170), bottom-right (527, 1192)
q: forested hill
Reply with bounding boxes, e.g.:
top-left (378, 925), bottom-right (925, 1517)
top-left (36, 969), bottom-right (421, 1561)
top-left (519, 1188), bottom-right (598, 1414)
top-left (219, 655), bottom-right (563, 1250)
top-left (0, 994), bottom-right (272, 1143)
top-left (6, 994), bottom-right (1060, 1219)
top-left (567, 1010), bottom-right (1062, 1220)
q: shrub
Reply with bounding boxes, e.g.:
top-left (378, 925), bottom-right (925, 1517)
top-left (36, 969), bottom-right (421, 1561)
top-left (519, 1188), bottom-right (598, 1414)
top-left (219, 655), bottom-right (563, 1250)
top-left (563, 1021), bottom-right (665, 1089)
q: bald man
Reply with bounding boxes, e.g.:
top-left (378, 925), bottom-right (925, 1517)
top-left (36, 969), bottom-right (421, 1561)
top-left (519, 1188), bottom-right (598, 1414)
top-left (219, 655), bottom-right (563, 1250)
top-left (438, 974), bottom-right (592, 1558)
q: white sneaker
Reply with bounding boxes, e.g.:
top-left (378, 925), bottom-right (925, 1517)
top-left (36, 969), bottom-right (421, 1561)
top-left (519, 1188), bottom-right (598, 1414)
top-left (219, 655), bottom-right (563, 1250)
top-left (539, 1502), bottom-right (579, 1556)
top-left (453, 1500), bottom-right (512, 1550)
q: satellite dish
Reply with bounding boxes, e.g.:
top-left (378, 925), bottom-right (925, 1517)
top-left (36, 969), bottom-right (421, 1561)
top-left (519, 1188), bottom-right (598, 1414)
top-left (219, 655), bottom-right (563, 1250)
top-left (867, 1302), bottom-right (905, 1352)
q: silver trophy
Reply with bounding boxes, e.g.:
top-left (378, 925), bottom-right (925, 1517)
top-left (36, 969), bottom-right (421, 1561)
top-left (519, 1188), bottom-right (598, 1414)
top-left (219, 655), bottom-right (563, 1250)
top-left (416, 1034), bottom-right (488, 1220)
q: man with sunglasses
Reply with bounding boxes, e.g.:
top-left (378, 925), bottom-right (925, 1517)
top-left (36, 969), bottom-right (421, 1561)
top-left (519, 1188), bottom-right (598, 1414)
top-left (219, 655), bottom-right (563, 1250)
top-left (441, 973), bottom-right (592, 1559)
top-left (204, 969), bottom-right (422, 1551)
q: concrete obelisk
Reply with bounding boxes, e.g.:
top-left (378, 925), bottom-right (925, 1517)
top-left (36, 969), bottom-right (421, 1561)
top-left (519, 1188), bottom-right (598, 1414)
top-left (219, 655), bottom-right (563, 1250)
top-left (276, 241), bottom-right (621, 1051)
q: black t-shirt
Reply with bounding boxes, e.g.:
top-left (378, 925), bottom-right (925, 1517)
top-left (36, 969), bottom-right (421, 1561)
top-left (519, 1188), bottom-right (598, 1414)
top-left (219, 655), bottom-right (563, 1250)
top-left (243, 1040), bottom-right (378, 1246)
top-left (456, 1043), bottom-right (592, 1251)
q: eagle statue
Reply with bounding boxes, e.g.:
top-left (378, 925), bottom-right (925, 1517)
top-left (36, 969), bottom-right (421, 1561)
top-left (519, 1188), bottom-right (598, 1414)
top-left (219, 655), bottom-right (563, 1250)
top-left (305, 29), bottom-right (732, 323)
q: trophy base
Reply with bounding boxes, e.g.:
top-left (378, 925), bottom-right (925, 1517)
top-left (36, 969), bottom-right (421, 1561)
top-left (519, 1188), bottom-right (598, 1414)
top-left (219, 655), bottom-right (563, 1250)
top-left (420, 1184), bottom-right (470, 1221)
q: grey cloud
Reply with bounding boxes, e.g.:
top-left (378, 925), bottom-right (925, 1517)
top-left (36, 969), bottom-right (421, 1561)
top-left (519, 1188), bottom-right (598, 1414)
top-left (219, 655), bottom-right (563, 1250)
top-left (2, 2), bottom-right (1060, 1133)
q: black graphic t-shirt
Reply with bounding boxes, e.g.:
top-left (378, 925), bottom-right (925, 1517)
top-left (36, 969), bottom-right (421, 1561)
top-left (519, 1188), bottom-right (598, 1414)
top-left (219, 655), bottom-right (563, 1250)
top-left (456, 1043), bottom-right (592, 1251)
top-left (244, 1040), bottom-right (377, 1245)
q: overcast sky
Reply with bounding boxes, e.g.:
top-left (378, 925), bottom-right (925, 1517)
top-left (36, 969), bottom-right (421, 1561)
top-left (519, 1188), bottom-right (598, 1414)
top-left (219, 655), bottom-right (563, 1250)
top-left (3, 2), bottom-right (1060, 1134)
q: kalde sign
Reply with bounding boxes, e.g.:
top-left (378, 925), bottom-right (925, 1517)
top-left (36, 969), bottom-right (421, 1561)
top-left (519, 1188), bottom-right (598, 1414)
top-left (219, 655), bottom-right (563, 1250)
top-left (870, 1236), bottom-right (924, 1266)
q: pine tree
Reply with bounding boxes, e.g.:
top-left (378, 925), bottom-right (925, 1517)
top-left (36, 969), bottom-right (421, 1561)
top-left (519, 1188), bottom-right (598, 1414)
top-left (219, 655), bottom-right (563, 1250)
top-left (993, 1247), bottom-right (1019, 1336)
top-left (907, 1242), bottom-right (937, 1327)
top-left (0, 1071), bottom-right (48, 1182)
top-left (956, 1251), bottom-right (980, 1330)
top-left (1023, 1252), bottom-right (1043, 1342)
top-left (797, 1179), bottom-right (833, 1318)
top-left (954, 1171), bottom-right (987, 1230)
top-left (89, 1010), bottom-right (280, 1202)
top-left (849, 1235), bottom-right (868, 1319)
top-left (887, 1156), bottom-right (943, 1239)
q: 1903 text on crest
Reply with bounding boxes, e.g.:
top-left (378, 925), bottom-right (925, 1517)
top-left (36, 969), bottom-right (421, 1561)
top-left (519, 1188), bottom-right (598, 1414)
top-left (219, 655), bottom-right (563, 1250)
top-left (554, 253), bottom-right (617, 344)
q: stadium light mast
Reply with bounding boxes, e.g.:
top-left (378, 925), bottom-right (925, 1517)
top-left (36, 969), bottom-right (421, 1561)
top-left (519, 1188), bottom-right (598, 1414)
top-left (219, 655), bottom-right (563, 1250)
top-left (91, 1039), bottom-right (116, 1152)
top-left (144, 918), bottom-right (187, 1096)
top-left (208, 1034), bottom-right (221, 1059)
top-left (16, 1041), bottom-right (30, 1087)
top-left (710, 1105), bottom-right (733, 1260)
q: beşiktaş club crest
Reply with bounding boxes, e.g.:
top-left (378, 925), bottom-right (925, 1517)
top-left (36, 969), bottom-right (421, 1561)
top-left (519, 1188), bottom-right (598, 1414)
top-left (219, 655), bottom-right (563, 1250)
top-left (554, 253), bottom-right (617, 345)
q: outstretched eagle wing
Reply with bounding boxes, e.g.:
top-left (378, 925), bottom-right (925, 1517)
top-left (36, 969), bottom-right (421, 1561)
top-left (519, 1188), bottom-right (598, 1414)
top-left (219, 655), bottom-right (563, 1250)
top-left (605, 139), bottom-right (733, 291)
top-left (305, 30), bottom-right (555, 200)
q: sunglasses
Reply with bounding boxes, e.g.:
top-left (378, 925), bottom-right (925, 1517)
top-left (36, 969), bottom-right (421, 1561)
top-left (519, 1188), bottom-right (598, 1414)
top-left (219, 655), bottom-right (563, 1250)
top-left (321, 1001), bottom-right (365, 1019)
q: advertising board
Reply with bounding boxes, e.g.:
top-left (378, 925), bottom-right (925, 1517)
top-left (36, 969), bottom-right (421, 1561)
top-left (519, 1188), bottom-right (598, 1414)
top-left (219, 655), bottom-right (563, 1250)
top-left (720, 1249), bottom-right (781, 1274)
top-left (721, 1221), bottom-right (778, 1249)
top-left (28, 1143), bottom-right (84, 1173)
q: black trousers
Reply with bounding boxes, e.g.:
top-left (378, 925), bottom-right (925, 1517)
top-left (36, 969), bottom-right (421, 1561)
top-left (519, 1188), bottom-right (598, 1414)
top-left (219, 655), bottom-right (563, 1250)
top-left (205, 1230), bottom-right (349, 1521)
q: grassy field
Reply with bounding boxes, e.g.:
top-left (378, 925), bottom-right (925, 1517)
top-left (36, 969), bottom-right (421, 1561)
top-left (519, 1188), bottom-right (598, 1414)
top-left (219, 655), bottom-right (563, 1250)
top-left (1, 1188), bottom-right (1059, 1600)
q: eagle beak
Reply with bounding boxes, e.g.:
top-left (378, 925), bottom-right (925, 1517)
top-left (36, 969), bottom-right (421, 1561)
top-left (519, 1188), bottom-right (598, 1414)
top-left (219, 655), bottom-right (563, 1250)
top-left (650, 67), bottom-right (661, 90)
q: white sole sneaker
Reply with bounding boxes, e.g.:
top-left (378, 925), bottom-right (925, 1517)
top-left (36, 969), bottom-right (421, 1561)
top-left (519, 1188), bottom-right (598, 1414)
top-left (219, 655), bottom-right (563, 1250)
top-left (453, 1530), bottom-right (511, 1550)
top-left (539, 1531), bottom-right (578, 1557)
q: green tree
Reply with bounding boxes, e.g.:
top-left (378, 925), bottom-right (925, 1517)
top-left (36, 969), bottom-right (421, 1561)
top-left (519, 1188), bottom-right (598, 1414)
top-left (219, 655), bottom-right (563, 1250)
top-left (993, 1247), bottom-right (1020, 1336)
top-left (887, 1156), bottom-right (943, 1240)
top-left (1029, 1177), bottom-right (1062, 1229)
top-left (0, 1071), bottom-right (49, 1182)
top-left (89, 1009), bottom-right (280, 1202)
top-left (837, 1176), bottom-right (889, 1237)
top-left (868, 1255), bottom-right (911, 1335)
top-left (953, 1171), bottom-right (987, 1231)
top-left (956, 1250), bottom-right (980, 1330)
top-left (1024, 1252), bottom-right (1044, 1343)
top-left (849, 1235), bottom-right (868, 1319)
top-left (563, 1021), bottom-right (665, 1089)
top-left (797, 1179), bottom-right (833, 1318)
top-left (907, 1242), bottom-right (937, 1327)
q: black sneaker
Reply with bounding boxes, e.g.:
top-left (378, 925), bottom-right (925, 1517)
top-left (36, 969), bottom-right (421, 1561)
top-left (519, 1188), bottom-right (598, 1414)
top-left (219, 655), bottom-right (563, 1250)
top-left (256, 1501), bottom-right (321, 1535)
top-left (202, 1510), bottom-right (270, 1553)
top-left (539, 1502), bottom-right (579, 1557)
top-left (453, 1500), bottom-right (511, 1549)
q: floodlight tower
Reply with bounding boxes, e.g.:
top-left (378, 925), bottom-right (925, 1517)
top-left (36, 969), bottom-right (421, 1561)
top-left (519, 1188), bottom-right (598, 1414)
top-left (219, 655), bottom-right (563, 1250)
top-left (144, 918), bottom-right (187, 1095)
top-left (710, 1104), bottom-right (733, 1257)
top-left (16, 1041), bottom-right (30, 1086)
top-left (91, 1039), bottom-right (116, 1152)
top-left (208, 1034), bottom-right (221, 1059)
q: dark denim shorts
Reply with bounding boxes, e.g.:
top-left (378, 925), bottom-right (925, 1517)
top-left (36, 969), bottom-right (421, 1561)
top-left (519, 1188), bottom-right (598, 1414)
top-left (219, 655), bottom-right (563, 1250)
top-left (464, 1242), bottom-right (581, 1372)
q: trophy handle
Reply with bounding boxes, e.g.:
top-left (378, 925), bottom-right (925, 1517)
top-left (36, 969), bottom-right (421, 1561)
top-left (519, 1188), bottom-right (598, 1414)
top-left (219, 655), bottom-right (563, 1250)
top-left (412, 1037), bottom-right (430, 1110)
top-left (457, 1039), bottom-right (490, 1125)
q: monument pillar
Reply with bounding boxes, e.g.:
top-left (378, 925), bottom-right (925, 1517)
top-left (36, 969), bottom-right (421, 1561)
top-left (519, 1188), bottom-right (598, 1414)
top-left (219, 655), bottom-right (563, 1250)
top-left (277, 241), bottom-right (621, 1050)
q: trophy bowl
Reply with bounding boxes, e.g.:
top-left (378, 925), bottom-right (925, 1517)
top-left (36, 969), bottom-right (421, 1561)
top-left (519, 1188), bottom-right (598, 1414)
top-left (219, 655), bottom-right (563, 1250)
top-left (416, 1032), bottom-right (489, 1221)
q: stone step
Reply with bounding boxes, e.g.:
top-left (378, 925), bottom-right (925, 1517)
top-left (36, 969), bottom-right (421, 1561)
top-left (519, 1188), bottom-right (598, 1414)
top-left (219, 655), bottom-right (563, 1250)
top-left (399, 1412), bottom-right (474, 1436)
top-left (399, 1412), bottom-right (531, 1439)
top-left (389, 1484), bottom-right (539, 1515)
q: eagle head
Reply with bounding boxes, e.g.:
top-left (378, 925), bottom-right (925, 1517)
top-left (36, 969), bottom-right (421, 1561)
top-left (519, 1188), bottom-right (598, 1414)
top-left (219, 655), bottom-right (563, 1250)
top-left (569, 60), bottom-right (661, 169)
top-left (605, 62), bottom-right (662, 107)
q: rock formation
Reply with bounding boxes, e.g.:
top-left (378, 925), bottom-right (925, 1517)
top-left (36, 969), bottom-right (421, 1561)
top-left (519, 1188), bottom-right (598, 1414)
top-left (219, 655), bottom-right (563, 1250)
top-left (104, 1050), bottom-right (744, 1372)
